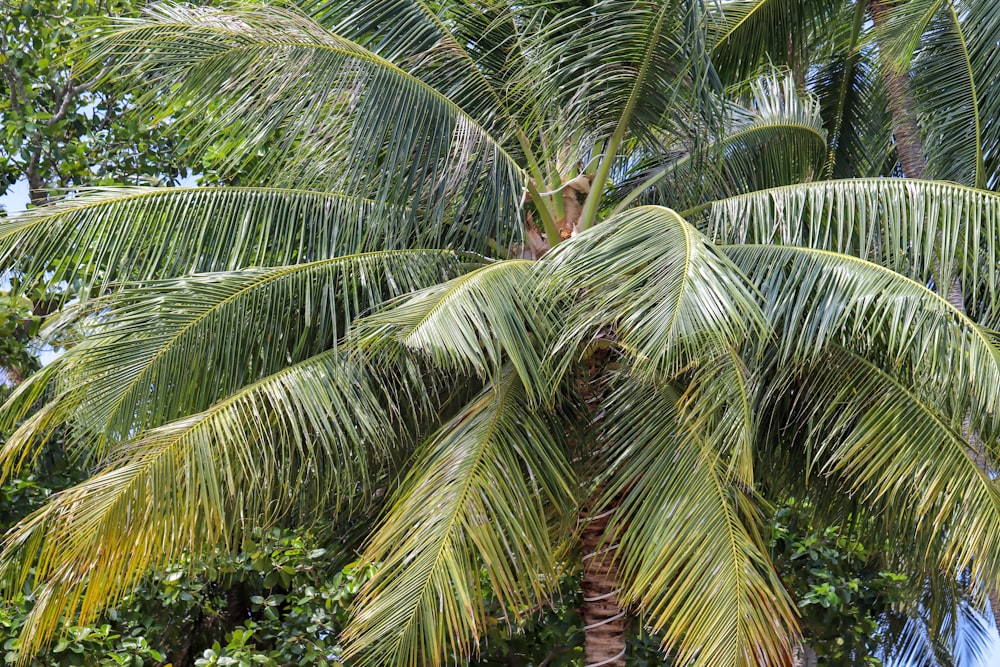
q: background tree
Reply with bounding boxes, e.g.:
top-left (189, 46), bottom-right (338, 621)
top-left (0, 0), bottom-right (189, 209)
top-left (708, 0), bottom-right (1000, 643)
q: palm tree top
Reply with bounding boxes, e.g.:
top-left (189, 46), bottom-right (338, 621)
top-left (3, 1), bottom-right (1000, 665)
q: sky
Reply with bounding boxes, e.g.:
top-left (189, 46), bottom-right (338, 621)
top-left (0, 177), bottom-right (30, 216)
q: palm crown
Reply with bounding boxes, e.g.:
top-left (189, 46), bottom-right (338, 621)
top-left (3, 1), bottom-right (1000, 665)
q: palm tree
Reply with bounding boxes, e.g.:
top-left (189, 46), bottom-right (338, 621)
top-left (3, 1), bottom-right (1000, 665)
top-left (710, 0), bottom-right (1000, 644)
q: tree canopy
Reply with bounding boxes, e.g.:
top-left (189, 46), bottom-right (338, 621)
top-left (3, 1), bottom-right (1000, 666)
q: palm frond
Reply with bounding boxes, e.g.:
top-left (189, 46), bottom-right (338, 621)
top-left (525, 0), bottom-right (690, 137)
top-left (715, 73), bottom-right (827, 192)
top-left (0, 349), bottom-right (414, 654)
top-left (677, 347), bottom-right (760, 488)
top-left (787, 346), bottom-right (1000, 594)
top-left (0, 250), bottom-right (472, 470)
top-left (598, 379), bottom-right (797, 667)
top-left (882, 592), bottom-right (994, 667)
top-left (355, 259), bottom-right (552, 401)
top-left (704, 179), bottom-right (1000, 326)
top-left (343, 370), bottom-right (576, 667)
top-left (613, 71), bottom-right (828, 212)
top-left (814, 46), bottom-right (895, 178)
top-left (296, 0), bottom-right (532, 133)
top-left (907, 2), bottom-right (983, 187)
top-left (516, 0), bottom-right (720, 225)
top-left (0, 187), bottom-right (473, 298)
top-left (80, 3), bottom-right (524, 239)
top-left (708, 0), bottom-right (841, 83)
top-left (541, 206), bottom-right (766, 383)
top-left (878, 0), bottom-right (1000, 188)
top-left (722, 243), bottom-right (1000, 450)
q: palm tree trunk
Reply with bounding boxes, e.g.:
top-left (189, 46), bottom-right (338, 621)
top-left (870, 0), bottom-right (1000, 636)
top-left (580, 507), bottom-right (627, 667)
top-left (869, 0), bottom-right (925, 179)
top-left (792, 645), bottom-right (819, 667)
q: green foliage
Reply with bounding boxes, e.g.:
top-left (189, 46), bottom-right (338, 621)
top-left (0, 414), bottom-right (372, 667)
top-left (0, 519), bottom-right (372, 666)
top-left (0, 292), bottom-right (40, 384)
top-left (5, 1), bottom-right (1000, 665)
top-left (768, 502), bottom-right (907, 666)
top-left (0, 0), bottom-right (188, 209)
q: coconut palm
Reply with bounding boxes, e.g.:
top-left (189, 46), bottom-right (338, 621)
top-left (708, 0), bottom-right (1000, 187)
top-left (3, 1), bottom-right (1000, 666)
top-left (710, 0), bottom-right (1000, 647)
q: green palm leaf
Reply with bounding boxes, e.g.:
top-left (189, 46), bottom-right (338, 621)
top-left (705, 179), bottom-right (1000, 325)
top-left (0, 250), bottom-right (472, 467)
top-left (80, 2), bottom-right (525, 238)
top-left (815, 50), bottom-right (894, 178)
top-left (677, 347), bottom-right (760, 488)
top-left (613, 72), bottom-right (828, 213)
top-left (0, 349), bottom-right (412, 655)
top-left (0, 187), bottom-right (458, 297)
top-left (356, 259), bottom-right (552, 401)
top-left (542, 206), bottom-right (767, 383)
top-left (723, 243), bottom-right (1000, 442)
top-left (599, 379), bottom-right (797, 667)
top-left (708, 0), bottom-right (840, 83)
top-left (528, 0), bottom-right (694, 136)
top-left (519, 0), bottom-right (719, 228)
top-left (878, 0), bottom-right (1000, 187)
top-left (343, 370), bottom-right (576, 667)
top-left (713, 73), bottom-right (827, 193)
top-left (789, 346), bottom-right (1000, 589)
top-left (296, 0), bottom-right (528, 132)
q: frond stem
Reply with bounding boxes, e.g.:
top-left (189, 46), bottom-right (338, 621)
top-left (944, 0), bottom-right (984, 188)
top-left (578, 7), bottom-right (670, 230)
top-left (526, 178), bottom-right (562, 248)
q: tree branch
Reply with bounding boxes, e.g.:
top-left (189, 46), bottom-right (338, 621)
top-left (26, 137), bottom-right (47, 205)
top-left (48, 65), bottom-right (110, 127)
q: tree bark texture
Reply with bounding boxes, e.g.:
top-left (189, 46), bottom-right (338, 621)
top-left (869, 0), bottom-right (926, 179)
top-left (580, 506), bottom-right (627, 667)
top-left (792, 644), bottom-right (819, 667)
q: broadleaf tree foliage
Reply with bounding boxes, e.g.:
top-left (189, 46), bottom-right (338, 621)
top-left (3, 0), bottom-right (1000, 665)
top-left (0, 0), bottom-right (189, 208)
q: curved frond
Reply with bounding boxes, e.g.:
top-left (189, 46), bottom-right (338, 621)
top-left (815, 47), bottom-right (894, 178)
top-left (521, 0), bottom-right (720, 216)
top-left (599, 380), bottom-right (797, 667)
top-left (296, 0), bottom-right (528, 131)
top-left (708, 0), bottom-right (840, 83)
top-left (355, 259), bottom-right (551, 400)
top-left (0, 250), bottom-right (472, 469)
top-left (722, 243), bottom-right (1000, 446)
top-left (788, 346), bottom-right (1000, 591)
top-left (677, 347), bottom-right (760, 488)
top-left (81, 3), bottom-right (524, 241)
top-left (0, 187), bottom-right (457, 297)
top-left (715, 73), bottom-right (827, 192)
top-left (542, 206), bottom-right (766, 382)
top-left (0, 349), bottom-right (414, 654)
top-left (343, 371), bottom-right (576, 667)
top-left (878, 0), bottom-right (1000, 188)
top-left (704, 179), bottom-right (1000, 326)
top-left (613, 72), bottom-right (828, 212)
